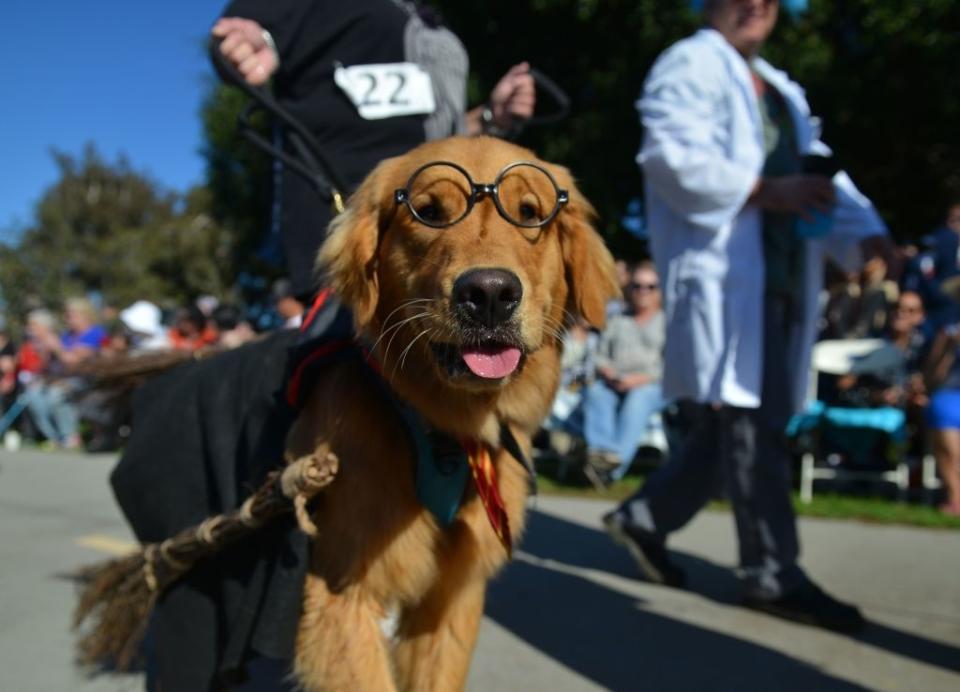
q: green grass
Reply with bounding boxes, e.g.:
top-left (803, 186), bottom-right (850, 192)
top-left (535, 470), bottom-right (960, 530)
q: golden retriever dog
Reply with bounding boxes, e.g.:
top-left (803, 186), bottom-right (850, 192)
top-left (284, 135), bottom-right (618, 691)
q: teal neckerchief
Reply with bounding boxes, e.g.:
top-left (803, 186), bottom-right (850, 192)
top-left (359, 351), bottom-right (536, 527)
top-left (395, 402), bottom-right (471, 526)
top-left (394, 401), bottom-right (536, 527)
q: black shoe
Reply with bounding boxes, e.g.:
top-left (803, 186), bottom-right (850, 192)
top-left (744, 580), bottom-right (866, 633)
top-left (583, 461), bottom-right (614, 491)
top-left (584, 450), bottom-right (620, 490)
top-left (603, 510), bottom-right (686, 588)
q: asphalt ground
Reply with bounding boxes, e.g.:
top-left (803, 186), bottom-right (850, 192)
top-left (1, 448), bottom-right (958, 691)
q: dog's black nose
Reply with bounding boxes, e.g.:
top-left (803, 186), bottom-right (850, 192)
top-left (453, 269), bottom-right (523, 328)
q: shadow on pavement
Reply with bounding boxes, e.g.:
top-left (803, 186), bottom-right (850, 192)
top-left (856, 622), bottom-right (960, 674)
top-left (488, 509), bottom-right (956, 690)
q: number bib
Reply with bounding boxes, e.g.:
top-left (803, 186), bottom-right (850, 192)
top-left (334, 62), bottom-right (436, 120)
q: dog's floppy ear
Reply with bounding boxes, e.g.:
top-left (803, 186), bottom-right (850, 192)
top-left (317, 160), bottom-right (393, 327)
top-left (556, 179), bottom-right (620, 330)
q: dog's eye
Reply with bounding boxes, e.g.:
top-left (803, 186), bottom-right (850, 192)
top-left (518, 202), bottom-right (540, 223)
top-left (415, 202), bottom-right (442, 223)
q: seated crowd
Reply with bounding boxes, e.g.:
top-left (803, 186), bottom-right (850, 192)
top-left (4, 202), bottom-right (960, 516)
top-left (0, 284), bottom-right (296, 453)
top-left (542, 202), bottom-right (960, 516)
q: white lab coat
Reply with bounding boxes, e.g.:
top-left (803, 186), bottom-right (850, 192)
top-left (638, 28), bottom-right (886, 413)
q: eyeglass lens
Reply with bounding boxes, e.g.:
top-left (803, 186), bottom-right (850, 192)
top-left (496, 164), bottom-right (561, 227)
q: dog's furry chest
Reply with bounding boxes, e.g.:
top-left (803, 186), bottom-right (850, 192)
top-left (309, 468), bottom-right (514, 608)
top-left (290, 381), bottom-right (506, 589)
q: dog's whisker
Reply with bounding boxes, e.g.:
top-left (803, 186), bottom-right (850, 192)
top-left (370, 319), bottom-right (422, 361)
top-left (543, 326), bottom-right (564, 342)
top-left (380, 299), bottom-right (434, 328)
top-left (542, 316), bottom-right (566, 335)
top-left (541, 314), bottom-right (568, 340)
top-left (381, 316), bottom-right (428, 364)
top-left (370, 310), bottom-right (431, 356)
top-left (560, 307), bottom-right (581, 327)
top-left (378, 299), bottom-right (433, 329)
top-left (387, 325), bottom-right (428, 381)
top-left (373, 307), bottom-right (434, 348)
top-left (398, 328), bottom-right (433, 374)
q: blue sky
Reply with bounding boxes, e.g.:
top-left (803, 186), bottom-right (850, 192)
top-left (1, 0), bottom-right (229, 238)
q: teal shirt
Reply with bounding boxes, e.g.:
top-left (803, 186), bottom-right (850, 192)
top-left (756, 72), bottom-right (805, 314)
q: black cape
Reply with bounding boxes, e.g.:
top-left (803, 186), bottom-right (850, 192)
top-left (112, 330), bottom-right (307, 691)
top-left (113, 298), bottom-right (357, 690)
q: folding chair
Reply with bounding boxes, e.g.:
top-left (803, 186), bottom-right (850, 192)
top-left (790, 339), bottom-right (911, 502)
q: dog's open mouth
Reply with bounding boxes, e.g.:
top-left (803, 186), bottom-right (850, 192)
top-left (431, 341), bottom-right (524, 380)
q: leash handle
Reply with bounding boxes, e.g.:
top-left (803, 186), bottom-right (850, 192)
top-left (497, 67), bottom-right (571, 140)
top-left (527, 68), bottom-right (571, 127)
top-left (208, 36), bottom-right (348, 203)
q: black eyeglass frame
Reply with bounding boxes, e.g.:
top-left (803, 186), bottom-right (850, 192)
top-left (393, 160), bottom-right (569, 229)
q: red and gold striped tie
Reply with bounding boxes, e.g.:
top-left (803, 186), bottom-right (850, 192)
top-left (463, 440), bottom-right (511, 555)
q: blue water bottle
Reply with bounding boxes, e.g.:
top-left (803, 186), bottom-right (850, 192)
top-left (795, 154), bottom-right (839, 239)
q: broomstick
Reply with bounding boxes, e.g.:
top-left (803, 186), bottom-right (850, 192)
top-left (71, 346), bottom-right (227, 386)
top-left (72, 445), bottom-right (338, 671)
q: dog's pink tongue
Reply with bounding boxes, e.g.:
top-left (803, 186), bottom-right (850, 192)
top-left (462, 345), bottom-right (521, 379)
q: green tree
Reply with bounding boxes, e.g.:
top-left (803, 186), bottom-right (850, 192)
top-left (434, 0), bottom-right (958, 244)
top-left (434, 0), bottom-right (697, 256)
top-left (766, 0), bottom-right (960, 236)
top-left (0, 145), bottom-right (235, 324)
top-left (198, 80), bottom-right (276, 285)
top-left (196, 1), bottom-right (958, 253)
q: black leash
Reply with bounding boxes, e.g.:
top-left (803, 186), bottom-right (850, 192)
top-left (208, 37), bottom-right (347, 212)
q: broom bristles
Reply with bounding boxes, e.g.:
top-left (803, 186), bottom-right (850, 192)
top-left (73, 552), bottom-right (157, 671)
top-left (71, 448), bottom-right (339, 673)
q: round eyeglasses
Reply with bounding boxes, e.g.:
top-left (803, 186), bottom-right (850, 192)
top-left (393, 161), bottom-right (569, 229)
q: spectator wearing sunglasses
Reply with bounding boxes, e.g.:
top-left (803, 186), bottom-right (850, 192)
top-left (582, 261), bottom-right (666, 489)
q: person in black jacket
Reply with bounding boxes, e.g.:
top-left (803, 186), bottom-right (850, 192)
top-left (212, 0), bottom-right (536, 299)
top-left (113, 6), bottom-right (538, 690)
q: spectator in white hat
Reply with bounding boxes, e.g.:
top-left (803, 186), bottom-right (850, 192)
top-left (120, 301), bottom-right (171, 352)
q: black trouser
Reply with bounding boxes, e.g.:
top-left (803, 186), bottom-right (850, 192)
top-left (619, 294), bottom-right (805, 599)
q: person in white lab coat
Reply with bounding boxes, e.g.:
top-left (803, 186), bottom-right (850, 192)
top-left (603, 0), bottom-right (894, 633)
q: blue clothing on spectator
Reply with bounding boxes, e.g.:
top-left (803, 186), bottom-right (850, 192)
top-left (584, 380), bottom-right (665, 480)
top-left (21, 381), bottom-right (80, 445)
top-left (927, 389), bottom-right (960, 430)
top-left (905, 227), bottom-right (960, 329)
top-left (62, 325), bottom-right (106, 351)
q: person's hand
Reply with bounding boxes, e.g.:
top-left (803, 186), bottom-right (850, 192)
top-left (906, 375), bottom-right (929, 407)
top-left (211, 17), bottom-right (279, 86)
top-left (614, 373), bottom-right (650, 392)
top-left (596, 366), bottom-right (619, 387)
top-left (488, 62), bottom-right (536, 131)
top-left (751, 175), bottom-right (835, 220)
top-left (836, 374), bottom-right (857, 391)
top-left (36, 330), bottom-right (62, 354)
top-left (877, 386), bottom-right (902, 407)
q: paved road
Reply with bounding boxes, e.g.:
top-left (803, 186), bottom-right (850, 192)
top-left (1, 449), bottom-right (958, 691)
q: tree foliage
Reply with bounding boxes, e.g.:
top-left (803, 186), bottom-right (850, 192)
top-left (10, 0), bottom-right (949, 326)
top-left (198, 81), bottom-right (275, 278)
top-left (0, 145), bottom-right (235, 324)
top-left (434, 0), bottom-right (959, 246)
top-left (198, 1), bottom-right (956, 254)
